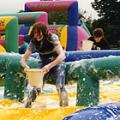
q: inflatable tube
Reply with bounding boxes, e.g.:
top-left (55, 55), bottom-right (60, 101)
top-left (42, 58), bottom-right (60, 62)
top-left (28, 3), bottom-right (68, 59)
top-left (1, 53), bottom-right (120, 103)
top-left (65, 50), bottom-right (120, 62)
top-left (0, 16), bottom-right (18, 52)
top-left (31, 50), bottom-right (120, 62)
top-left (68, 56), bottom-right (120, 106)
top-left (0, 12), bottom-right (48, 25)
top-left (0, 53), bottom-right (39, 101)
top-left (63, 102), bottom-right (120, 120)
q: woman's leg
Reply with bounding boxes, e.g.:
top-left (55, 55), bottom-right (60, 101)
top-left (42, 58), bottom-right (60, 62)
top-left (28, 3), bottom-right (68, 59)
top-left (25, 62), bottom-right (43, 108)
top-left (51, 62), bottom-right (68, 106)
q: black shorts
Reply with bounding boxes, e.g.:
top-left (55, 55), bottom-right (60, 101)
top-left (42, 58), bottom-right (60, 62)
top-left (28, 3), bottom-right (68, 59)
top-left (40, 58), bottom-right (66, 89)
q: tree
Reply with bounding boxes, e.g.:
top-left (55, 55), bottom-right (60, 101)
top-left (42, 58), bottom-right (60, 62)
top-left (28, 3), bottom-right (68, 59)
top-left (48, 12), bottom-right (67, 25)
top-left (78, 9), bottom-right (93, 34)
top-left (92, 0), bottom-right (120, 24)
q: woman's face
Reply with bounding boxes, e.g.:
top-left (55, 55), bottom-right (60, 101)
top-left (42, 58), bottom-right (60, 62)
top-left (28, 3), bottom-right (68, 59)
top-left (95, 36), bottom-right (103, 43)
top-left (34, 29), bottom-right (43, 41)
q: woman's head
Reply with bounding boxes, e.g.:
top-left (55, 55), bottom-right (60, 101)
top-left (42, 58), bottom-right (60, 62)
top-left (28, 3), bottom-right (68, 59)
top-left (93, 28), bottom-right (104, 42)
top-left (30, 22), bottom-right (48, 41)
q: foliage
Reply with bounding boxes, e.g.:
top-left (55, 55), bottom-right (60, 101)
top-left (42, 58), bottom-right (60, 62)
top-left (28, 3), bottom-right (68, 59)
top-left (85, 22), bottom-right (92, 35)
top-left (78, 9), bottom-right (93, 34)
top-left (48, 12), bottom-right (67, 25)
top-left (92, 0), bottom-right (120, 24)
top-left (18, 10), bottom-right (25, 13)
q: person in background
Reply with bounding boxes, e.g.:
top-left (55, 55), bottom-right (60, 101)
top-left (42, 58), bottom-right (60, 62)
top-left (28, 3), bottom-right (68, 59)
top-left (20, 22), bottom-right (68, 108)
top-left (88, 28), bottom-right (110, 50)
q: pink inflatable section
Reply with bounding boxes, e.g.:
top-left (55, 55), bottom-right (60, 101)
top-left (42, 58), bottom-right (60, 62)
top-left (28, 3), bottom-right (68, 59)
top-left (18, 35), bottom-right (25, 46)
top-left (77, 27), bottom-right (90, 50)
top-left (0, 35), bottom-right (25, 48)
top-left (35, 13), bottom-right (48, 25)
top-left (25, 0), bottom-right (74, 12)
top-left (0, 39), bottom-right (5, 46)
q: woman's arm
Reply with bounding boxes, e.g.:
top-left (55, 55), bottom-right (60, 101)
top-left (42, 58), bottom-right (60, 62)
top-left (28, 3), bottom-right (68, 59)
top-left (20, 49), bottom-right (32, 69)
top-left (42, 41), bottom-right (65, 73)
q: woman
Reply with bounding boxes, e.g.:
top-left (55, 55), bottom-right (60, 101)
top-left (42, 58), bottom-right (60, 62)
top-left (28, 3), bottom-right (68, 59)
top-left (20, 22), bottom-right (68, 108)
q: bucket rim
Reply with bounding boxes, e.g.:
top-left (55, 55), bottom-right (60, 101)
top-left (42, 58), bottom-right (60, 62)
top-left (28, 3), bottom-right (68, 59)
top-left (26, 68), bottom-right (43, 72)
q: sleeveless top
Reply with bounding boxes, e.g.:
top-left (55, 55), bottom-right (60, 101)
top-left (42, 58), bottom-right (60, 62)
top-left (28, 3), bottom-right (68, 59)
top-left (28, 33), bottom-right (59, 62)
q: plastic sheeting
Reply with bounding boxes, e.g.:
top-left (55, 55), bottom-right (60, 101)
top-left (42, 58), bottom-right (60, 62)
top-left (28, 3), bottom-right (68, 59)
top-left (63, 102), bottom-right (120, 120)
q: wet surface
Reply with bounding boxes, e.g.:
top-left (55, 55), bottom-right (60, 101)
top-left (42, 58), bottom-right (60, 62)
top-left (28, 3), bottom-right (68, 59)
top-left (0, 80), bottom-right (120, 120)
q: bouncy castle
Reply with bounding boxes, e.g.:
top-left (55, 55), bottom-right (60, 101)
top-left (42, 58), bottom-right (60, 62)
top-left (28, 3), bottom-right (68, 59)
top-left (0, 0), bottom-right (89, 53)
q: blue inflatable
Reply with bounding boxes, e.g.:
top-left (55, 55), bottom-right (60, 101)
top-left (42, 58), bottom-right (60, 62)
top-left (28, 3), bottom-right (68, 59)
top-left (31, 50), bottom-right (120, 62)
top-left (65, 50), bottom-right (120, 62)
top-left (63, 102), bottom-right (120, 120)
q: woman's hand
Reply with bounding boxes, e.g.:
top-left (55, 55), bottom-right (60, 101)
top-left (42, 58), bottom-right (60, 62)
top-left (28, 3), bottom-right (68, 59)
top-left (42, 65), bottom-right (51, 74)
top-left (24, 65), bottom-right (30, 72)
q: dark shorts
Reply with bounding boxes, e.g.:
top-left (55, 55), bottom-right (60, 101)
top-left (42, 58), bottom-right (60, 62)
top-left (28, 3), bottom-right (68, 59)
top-left (39, 56), bottom-right (66, 89)
top-left (45, 62), bottom-right (66, 89)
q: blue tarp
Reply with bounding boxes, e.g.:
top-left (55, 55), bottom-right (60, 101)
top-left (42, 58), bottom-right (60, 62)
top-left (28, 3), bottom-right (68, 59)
top-left (63, 102), bottom-right (120, 120)
top-left (31, 50), bottom-right (120, 62)
top-left (65, 50), bottom-right (120, 62)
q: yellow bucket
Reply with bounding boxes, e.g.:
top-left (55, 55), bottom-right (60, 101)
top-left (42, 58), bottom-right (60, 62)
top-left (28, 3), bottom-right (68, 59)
top-left (25, 69), bottom-right (44, 88)
top-left (82, 40), bottom-right (93, 51)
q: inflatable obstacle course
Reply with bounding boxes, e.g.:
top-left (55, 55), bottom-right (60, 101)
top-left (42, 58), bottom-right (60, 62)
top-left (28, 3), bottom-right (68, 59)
top-left (1, 52), bottom-right (120, 106)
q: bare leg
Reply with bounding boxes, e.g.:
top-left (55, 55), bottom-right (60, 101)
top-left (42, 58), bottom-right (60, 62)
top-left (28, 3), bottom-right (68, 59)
top-left (25, 87), bottom-right (41, 108)
top-left (57, 87), bottom-right (68, 106)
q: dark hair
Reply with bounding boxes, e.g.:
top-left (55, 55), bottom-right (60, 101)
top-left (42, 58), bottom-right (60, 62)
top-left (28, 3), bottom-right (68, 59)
top-left (30, 22), bottom-right (49, 39)
top-left (93, 28), bottom-right (104, 37)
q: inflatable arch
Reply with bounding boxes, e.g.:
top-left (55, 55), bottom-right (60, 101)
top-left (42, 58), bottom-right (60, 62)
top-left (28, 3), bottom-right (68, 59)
top-left (25, 0), bottom-right (89, 51)
top-left (25, 0), bottom-right (78, 26)
top-left (0, 12), bottom-right (48, 52)
top-left (0, 16), bottom-right (18, 52)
